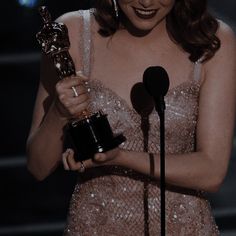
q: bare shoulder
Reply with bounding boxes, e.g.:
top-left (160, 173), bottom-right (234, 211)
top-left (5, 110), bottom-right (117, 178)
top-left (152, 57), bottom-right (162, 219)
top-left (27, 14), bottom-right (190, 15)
top-left (200, 20), bottom-right (236, 102)
top-left (204, 20), bottom-right (236, 72)
top-left (54, 9), bottom-right (95, 66)
top-left (55, 11), bottom-right (83, 43)
top-left (55, 9), bottom-right (95, 26)
top-left (56, 10), bottom-right (83, 23)
top-left (217, 20), bottom-right (236, 42)
top-left (215, 20), bottom-right (235, 57)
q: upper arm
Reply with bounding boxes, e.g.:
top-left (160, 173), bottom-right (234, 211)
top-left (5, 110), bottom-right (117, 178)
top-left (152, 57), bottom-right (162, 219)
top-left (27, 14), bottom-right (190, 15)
top-left (28, 54), bottom-right (58, 135)
top-left (196, 21), bottom-right (236, 176)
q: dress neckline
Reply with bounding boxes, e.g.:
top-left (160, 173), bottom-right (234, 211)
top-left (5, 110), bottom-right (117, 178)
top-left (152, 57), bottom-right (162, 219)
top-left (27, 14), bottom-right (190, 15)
top-left (89, 78), bottom-right (200, 116)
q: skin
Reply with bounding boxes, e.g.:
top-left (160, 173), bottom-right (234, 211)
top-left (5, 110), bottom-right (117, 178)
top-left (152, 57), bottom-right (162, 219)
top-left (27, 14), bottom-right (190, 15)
top-left (27, 0), bottom-right (236, 193)
top-left (118, 0), bottom-right (175, 34)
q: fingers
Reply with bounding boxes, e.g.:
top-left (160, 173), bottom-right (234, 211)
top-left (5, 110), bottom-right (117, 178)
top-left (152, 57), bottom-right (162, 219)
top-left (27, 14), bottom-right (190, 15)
top-left (67, 152), bottom-right (83, 171)
top-left (62, 148), bottom-right (93, 172)
top-left (60, 93), bottom-right (90, 112)
top-left (62, 149), bottom-right (85, 171)
top-left (56, 70), bottom-right (89, 96)
top-left (54, 72), bottom-right (90, 119)
top-left (56, 77), bottom-right (88, 95)
top-left (62, 149), bottom-right (107, 172)
top-left (93, 153), bottom-right (107, 163)
top-left (94, 148), bottom-right (120, 164)
top-left (62, 149), bottom-right (73, 170)
top-left (62, 147), bottom-right (120, 172)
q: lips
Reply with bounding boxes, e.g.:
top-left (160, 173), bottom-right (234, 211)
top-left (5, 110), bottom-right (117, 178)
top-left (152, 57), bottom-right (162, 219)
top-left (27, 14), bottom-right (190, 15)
top-left (133, 7), bottom-right (158, 19)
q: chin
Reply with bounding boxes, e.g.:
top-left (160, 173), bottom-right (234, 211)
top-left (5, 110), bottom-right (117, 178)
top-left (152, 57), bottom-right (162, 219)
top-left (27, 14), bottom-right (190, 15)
top-left (134, 22), bottom-right (158, 31)
top-left (127, 19), bottom-right (163, 35)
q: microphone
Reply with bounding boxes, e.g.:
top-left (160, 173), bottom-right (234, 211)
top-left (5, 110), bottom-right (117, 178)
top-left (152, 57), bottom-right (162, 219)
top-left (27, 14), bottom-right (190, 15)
top-left (130, 82), bottom-right (154, 118)
top-left (143, 66), bottom-right (170, 115)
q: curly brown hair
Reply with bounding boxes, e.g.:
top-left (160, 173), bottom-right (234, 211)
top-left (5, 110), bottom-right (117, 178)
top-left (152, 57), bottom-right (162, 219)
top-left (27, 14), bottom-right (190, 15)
top-left (94, 0), bottom-right (220, 62)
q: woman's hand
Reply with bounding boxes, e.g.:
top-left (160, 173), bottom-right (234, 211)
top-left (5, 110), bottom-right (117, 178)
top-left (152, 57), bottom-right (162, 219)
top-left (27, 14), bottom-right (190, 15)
top-left (62, 148), bottom-right (121, 172)
top-left (54, 71), bottom-right (90, 121)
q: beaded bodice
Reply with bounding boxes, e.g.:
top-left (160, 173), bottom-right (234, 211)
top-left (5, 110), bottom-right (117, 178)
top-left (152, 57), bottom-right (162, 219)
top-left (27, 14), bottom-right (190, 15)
top-left (88, 78), bottom-right (200, 155)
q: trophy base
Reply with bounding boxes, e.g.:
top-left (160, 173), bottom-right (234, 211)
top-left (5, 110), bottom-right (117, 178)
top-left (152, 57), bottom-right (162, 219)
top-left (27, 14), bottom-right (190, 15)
top-left (68, 111), bottom-right (126, 161)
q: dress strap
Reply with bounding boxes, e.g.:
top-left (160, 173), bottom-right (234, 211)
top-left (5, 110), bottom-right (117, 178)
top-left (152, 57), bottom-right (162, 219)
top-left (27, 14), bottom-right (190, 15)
top-left (193, 59), bottom-right (203, 82)
top-left (80, 9), bottom-right (92, 77)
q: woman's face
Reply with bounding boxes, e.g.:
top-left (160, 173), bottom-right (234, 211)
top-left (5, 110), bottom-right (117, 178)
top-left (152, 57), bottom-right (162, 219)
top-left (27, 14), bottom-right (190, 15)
top-left (118, 0), bottom-right (175, 32)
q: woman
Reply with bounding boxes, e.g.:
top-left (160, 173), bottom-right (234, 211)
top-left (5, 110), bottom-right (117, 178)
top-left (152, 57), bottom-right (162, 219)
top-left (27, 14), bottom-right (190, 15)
top-left (27, 0), bottom-right (236, 235)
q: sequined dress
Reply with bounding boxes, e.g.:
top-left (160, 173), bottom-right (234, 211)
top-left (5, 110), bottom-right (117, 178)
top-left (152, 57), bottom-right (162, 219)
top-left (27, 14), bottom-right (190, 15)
top-left (64, 10), bottom-right (219, 236)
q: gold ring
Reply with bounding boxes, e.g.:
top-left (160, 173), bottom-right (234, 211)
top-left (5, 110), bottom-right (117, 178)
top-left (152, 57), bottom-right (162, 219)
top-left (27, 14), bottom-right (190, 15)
top-left (71, 86), bottom-right (78, 97)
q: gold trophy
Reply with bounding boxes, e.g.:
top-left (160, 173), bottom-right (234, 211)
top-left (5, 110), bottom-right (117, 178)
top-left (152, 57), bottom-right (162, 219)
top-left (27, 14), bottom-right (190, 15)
top-left (36, 6), bottom-right (126, 161)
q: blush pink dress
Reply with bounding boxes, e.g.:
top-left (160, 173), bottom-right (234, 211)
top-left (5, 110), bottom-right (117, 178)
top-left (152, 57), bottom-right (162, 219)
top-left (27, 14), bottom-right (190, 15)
top-left (63, 10), bottom-right (220, 236)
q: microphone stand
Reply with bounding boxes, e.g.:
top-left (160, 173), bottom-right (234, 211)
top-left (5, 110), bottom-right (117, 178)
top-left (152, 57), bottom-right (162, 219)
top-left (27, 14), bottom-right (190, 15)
top-left (141, 115), bottom-right (150, 236)
top-left (142, 65), bottom-right (169, 236)
top-left (156, 97), bottom-right (166, 236)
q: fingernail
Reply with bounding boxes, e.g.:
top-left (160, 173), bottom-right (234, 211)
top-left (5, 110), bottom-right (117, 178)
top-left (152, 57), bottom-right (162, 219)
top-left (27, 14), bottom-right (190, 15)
top-left (67, 149), bottom-right (72, 155)
top-left (76, 71), bottom-right (83, 76)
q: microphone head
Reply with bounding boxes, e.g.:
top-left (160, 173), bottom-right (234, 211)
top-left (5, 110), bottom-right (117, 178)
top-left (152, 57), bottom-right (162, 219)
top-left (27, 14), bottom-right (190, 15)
top-left (143, 66), bottom-right (170, 98)
top-left (130, 82), bottom-right (154, 117)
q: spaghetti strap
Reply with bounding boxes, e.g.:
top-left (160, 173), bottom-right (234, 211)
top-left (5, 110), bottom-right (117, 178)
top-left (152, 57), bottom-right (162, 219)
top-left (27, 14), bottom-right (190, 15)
top-left (80, 9), bottom-right (92, 77)
top-left (193, 58), bottom-right (203, 82)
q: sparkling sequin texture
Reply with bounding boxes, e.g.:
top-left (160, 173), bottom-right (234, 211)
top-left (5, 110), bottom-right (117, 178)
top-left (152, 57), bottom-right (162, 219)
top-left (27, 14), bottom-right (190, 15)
top-left (63, 10), bottom-right (220, 236)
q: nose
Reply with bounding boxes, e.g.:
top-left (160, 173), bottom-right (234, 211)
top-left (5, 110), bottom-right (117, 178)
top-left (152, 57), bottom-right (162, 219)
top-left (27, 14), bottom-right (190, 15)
top-left (138, 0), bottom-right (153, 8)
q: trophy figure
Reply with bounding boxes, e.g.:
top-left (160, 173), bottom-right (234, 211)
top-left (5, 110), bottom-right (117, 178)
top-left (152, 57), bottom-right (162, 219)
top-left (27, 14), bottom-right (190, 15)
top-left (36, 6), bottom-right (126, 161)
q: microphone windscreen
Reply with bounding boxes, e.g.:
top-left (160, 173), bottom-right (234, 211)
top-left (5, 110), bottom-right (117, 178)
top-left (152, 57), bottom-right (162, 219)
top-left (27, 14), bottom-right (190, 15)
top-left (130, 82), bottom-right (154, 116)
top-left (143, 66), bottom-right (170, 98)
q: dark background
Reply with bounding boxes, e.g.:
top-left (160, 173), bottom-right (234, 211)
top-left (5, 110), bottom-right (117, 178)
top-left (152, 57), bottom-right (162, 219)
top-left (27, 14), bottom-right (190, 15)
top-left (0, 0), bottom-right (235, 235)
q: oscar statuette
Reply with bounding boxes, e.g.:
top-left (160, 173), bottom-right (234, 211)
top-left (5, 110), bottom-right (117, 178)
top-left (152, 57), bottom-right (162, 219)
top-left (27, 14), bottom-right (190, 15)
top-left (36, 6), bottom-right (126, 161)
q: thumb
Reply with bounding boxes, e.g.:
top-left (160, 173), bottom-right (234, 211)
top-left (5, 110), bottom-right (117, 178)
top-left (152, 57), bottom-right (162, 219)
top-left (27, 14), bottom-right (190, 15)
top-left (94, 153), bottom-right (107, 163)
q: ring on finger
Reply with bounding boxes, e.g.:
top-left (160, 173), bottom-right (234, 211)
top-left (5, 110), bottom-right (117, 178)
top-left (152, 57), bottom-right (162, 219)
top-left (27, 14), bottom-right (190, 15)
top-left (71, 86), bottom-right (78, 97)
top-left (78, 161), bottom-right (86, 173)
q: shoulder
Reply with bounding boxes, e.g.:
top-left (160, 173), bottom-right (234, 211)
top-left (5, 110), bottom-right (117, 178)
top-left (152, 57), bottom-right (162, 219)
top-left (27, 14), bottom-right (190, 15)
top-left (215, 20), bottom-right (236, 57)
top-left (54, 9), bottom-right (96, 70)
top-left (216, 20), bottom-right (236, 47)
top-left (56, 9), bottom-right (95, 26)
top-left (55, 9), bottom-right (96, 40)
top-left (204, 20), bottom-right (235, 71)
top-left (200, 20), bottom-right (236, 96)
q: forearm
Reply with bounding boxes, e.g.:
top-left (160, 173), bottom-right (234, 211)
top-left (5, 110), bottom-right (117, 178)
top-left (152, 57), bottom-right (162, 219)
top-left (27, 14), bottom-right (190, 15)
top-left (116, 150), bottom-right (223, 192)
top-left (27, 103), bottom-right (67, 180)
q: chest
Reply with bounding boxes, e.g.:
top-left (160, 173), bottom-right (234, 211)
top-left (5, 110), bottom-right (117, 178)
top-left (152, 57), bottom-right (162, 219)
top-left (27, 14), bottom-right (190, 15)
top-left (90, 33), bottom-right (194, 108)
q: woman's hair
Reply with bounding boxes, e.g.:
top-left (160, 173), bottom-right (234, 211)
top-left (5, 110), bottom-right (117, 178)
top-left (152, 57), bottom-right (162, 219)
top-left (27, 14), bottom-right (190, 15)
top-left (94, 0), bottom-right (220, 62)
